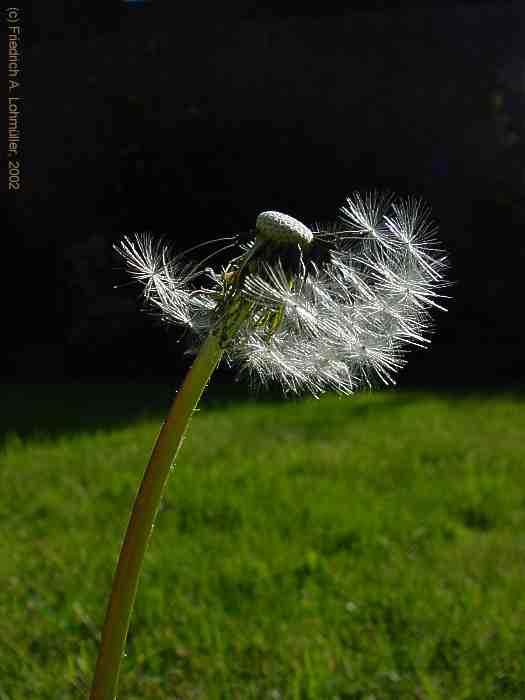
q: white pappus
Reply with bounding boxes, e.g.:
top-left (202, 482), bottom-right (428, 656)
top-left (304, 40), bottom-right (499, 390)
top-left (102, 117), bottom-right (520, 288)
top-left (116, 192), bottom-right (449, 396)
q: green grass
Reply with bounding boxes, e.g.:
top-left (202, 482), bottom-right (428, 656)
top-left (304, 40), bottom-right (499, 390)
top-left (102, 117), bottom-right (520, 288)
top-left (1, 385), bottom-right (525, 699)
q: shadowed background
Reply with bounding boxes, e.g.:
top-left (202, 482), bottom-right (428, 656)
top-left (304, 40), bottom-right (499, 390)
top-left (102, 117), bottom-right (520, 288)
top-left (5, 0), bottom-right (525, 388)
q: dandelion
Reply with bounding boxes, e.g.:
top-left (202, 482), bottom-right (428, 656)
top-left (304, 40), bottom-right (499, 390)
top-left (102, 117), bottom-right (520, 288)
top-left (90, 192), bottom-right (449, 699)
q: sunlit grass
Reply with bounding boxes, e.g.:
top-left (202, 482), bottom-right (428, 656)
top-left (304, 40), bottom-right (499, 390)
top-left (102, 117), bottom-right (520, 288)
top-left (1, 386), bottom-right (524, 699)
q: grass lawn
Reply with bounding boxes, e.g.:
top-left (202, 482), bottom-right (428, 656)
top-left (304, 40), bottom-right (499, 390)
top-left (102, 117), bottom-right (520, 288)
top-left (1, 384), bottom-right (524, 699)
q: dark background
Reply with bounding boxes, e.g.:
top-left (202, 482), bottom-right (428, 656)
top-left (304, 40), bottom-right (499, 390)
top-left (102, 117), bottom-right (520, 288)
top-left (5, 1), bottom-right (525, 389)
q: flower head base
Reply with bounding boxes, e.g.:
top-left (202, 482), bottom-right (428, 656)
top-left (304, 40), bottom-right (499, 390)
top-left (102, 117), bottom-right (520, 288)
top-left (256, 211), bottom-right (314, 248)
top-left (116, 192), bottom-right (449, 396)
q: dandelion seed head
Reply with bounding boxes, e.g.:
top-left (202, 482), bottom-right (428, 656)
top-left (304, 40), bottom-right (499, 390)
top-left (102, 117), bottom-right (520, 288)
top-left (116, 192), bottom-right (450, 396)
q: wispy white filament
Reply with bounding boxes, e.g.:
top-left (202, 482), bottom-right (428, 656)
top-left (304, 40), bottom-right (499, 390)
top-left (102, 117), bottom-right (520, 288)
top-left (115, 192), bottom-right (449, 396)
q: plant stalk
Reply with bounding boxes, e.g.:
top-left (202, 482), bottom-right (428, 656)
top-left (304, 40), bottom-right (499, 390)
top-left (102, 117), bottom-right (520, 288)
top-left (90, 332), bottom-right (223, 700)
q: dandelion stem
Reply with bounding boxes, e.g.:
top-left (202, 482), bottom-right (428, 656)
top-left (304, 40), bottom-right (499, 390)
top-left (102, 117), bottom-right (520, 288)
top-left (90, 331), bottom-right (223, 700)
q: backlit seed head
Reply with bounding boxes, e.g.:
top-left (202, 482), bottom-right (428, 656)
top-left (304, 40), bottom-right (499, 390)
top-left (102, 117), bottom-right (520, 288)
top-left (115, 192), bottom-right (450, 396)
top-left (256, 211), bottom-right (314, 248)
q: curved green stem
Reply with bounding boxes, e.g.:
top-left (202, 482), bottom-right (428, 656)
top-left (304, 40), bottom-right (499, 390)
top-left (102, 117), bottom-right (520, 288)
top-left (90, 332), bottom-right (223, 700)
